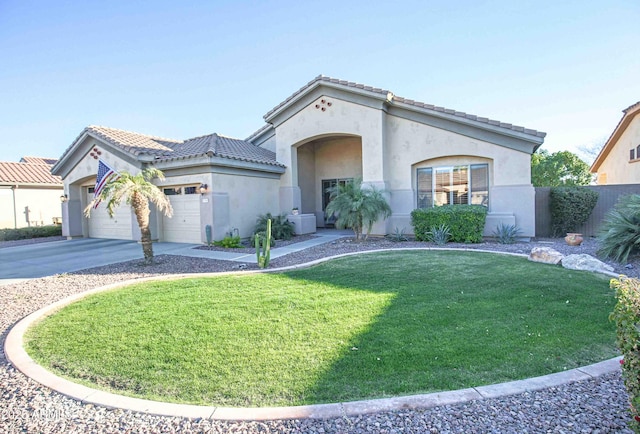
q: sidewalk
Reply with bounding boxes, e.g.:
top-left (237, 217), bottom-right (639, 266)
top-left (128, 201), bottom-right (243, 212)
top-left (165, 230), bottom-right (351, 263)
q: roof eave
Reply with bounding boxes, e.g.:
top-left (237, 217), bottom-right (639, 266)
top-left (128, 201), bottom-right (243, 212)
top-left (590, 103), bottom-right (640, 173)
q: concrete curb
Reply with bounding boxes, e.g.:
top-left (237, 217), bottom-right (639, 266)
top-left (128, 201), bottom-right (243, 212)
top-left (4, 248), bottom-right (623, 421)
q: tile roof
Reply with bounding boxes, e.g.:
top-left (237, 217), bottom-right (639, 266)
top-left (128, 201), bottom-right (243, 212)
top-left (86, 126), bottom-right (180, 156)
top-left (163, 133), bottom-right (285, 167)
top-left (0, 161), bottom-right (62, 185)
top-left (264, 75), bottom-right (546, 138)
top-left (20, 156), bottom-right (58, 165)
top-left (58, 125), bottom-right (283, 169)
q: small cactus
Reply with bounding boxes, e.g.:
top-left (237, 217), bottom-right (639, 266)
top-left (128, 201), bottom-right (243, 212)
top-left (205, 225), bottom-right (212, 246)
top-left (255, 218), bottom-right (271, 268)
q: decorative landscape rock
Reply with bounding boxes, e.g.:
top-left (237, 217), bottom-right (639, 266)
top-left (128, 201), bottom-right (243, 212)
top-left (561, 254), bottom-right (615, 274)
top-left (528, 246), bottom-right (564, 265)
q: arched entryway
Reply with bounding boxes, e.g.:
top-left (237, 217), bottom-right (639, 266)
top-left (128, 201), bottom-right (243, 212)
top-left (295, 135), bottom-right (362, 228)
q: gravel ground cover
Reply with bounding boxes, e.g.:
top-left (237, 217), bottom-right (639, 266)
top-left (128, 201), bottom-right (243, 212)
top-left (0, 234), bottom-right (636, 433)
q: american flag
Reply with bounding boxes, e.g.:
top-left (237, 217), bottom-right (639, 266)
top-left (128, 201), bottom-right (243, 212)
top-left (93, 159), bottom-right (118, 208)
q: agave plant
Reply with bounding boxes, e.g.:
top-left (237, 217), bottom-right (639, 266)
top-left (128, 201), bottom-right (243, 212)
top-left (428, 224), bottom-right (451, 245)
top-left (597, 194), bottom-right (640, 263)
top-left (492, 223), bottom-right (522, 244)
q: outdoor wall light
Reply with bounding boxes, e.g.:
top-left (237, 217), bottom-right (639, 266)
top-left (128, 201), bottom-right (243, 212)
top-left (60, 194), bottom-right (68, 203)
top-left (199, 184), bottom-right (208, 195)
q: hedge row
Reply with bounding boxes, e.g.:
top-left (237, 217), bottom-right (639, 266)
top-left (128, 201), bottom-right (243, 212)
top-left (410, 205), bottom-right (487, 243)
top-left (610, 277), bottom-right (640, 432)
top-left (0, 225), bottom-right (62, 242)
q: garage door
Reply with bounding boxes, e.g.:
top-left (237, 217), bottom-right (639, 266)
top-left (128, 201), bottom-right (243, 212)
top-left (163, 194), bottom-right (201, 243)
top-left (86, 189), bottom-right (132, 239)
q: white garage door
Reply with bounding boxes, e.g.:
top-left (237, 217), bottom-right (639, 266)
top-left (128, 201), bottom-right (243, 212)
top-left (86, 189), bottom-right (132, 240)
top-left (163, 194), bottom-right (201, 243)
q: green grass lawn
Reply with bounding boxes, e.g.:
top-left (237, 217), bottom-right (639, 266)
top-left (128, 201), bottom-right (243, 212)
top-left (25, 250), bottom-right (617, 407)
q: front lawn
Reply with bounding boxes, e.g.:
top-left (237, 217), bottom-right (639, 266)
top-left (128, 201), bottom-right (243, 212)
top-left (25, 250), bottom-right (617, 407)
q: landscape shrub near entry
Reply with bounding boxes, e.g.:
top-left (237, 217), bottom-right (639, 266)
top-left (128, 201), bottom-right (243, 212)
top-left (411, 205), bottom-right (487, 243)
top-left (610, 277), bottom-right (640, 433)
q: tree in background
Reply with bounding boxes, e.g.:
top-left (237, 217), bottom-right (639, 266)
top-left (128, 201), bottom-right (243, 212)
top-left (531, 149), bottom-right (593, 187)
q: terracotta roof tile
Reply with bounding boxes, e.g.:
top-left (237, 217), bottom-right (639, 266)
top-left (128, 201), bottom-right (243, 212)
top-left (0, 161), bottom-right (62, 185)
top-left (57, 126), bottom-right (284, 169)
top-left (159, 133), bottom-right (284, 167)
top-left (19, 157), bottom-right (58, 165)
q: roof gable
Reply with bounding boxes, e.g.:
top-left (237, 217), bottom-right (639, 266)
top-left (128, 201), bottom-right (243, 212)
top-left (53, 126), bottom-right (284, 178)
top-left (591, 101), bottom-right (640, 172)
top-left (263, 75), bottom-right (546, 144)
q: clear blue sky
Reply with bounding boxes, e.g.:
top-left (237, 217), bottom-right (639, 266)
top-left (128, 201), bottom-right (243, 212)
top-left (1, 0), bottom-right (638, 164)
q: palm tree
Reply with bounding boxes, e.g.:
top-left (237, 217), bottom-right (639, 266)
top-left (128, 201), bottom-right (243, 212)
top-left (84, 167), bottom-right (173, 264)
top-left (325, 178), bottom-right (392, 241)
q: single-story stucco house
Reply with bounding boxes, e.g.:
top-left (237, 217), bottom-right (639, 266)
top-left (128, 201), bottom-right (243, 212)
top-left (0, 157), bottom-right (63, 229)
top-left (52, 76), bottom-right (546, 243)
top-left (591, 101), bottom-right (640, 185)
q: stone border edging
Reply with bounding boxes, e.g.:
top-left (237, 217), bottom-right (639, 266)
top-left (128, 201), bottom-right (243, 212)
top-left (4, 248), bottom-right (623, 421)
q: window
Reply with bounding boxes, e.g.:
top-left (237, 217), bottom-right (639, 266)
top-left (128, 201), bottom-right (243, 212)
top-left (322, 178), bottom-right (353, 211)
top-left (631, 149), bottom-right (636, 161)
top-left (163, 186), bottom-right (199, 195)
top-left (417, 164), bottom-right (489, 208)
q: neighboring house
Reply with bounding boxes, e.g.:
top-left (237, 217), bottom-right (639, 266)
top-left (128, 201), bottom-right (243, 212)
top-left (591, 101), bottom-right (640, 185)
top-left (52, 76), bottom-right (545, 242)
top-left (0, 157), bottom-right (63, 229)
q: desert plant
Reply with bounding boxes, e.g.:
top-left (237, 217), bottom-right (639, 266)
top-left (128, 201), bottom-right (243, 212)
top-left (84, 168), bottom-right (173, 264)
top-left (325, 178), bottom-right (392, 241)
top-left (255, 218), bottom-right (272, 268)
top-left (411, 205), bottom-right (487, 243)
top-left (492, 223), bottom-right (522, 244)
top-left (254, 212), bottom-right (294, 241)
top-left (386, 227), bottom-right (408, 242)
top-left (213, 236), bottom-right (242, 248)
top-left (549, 187), bottom-right (598, 237)
top-left (205, 225), bottom-right (212, 245)
top-left (609, 277), bottom-right (640, 432)
top-left (597, 194), bottom-right (640, 263)
top-left (427, 224), bottom-right (451, 245)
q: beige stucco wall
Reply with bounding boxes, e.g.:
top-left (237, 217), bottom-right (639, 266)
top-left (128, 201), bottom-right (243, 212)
top-left (273, 96), bottom-right (536, 236)
top-left (596, 115), bottom-right (640, 184)
top-left (296, 137), bottom-right (363, 222)
top-left (214, 172), bottom-right (280, 238)
top-left (386, 116), bottom-right (531, 189)
top-left (276, 97), bottom-right (384, 188)
top-left (61, 140), bottom-right (143, 239)
top-left (0, 186), bottom-right (63, 229)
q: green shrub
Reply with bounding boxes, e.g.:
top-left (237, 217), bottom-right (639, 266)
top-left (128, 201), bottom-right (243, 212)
top-left (598, 194), bottom-right (640, 263)
top-left (492, 223), bottom-right (522, 244)
top-left (213, 236), bottom-right (242, 248)
top-left (609, 277), bottom-right (640, 432)
top-left (411, 205), bottom-right (487, 243)
top-left (0, 225), bottom-right (62, 241)
top-left (549, 187), bottom-right (598, 236)
top-left (427, 224), bottom-right (451, 245)
top-left (254, 212), bottom-right (294, 241)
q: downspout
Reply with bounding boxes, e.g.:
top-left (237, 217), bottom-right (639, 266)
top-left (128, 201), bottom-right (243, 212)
top-left (12, 185), bottom-right (17, 229)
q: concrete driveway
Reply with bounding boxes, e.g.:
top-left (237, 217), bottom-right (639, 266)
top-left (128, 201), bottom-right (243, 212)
top-left (0, 238), bottom-right (201, 285)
